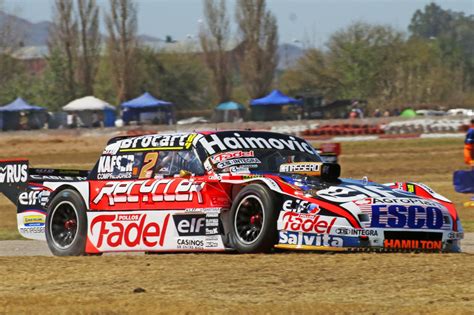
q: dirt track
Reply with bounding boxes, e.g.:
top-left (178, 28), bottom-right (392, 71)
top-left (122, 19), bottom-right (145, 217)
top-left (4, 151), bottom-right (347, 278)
top-left (0, 251), bottom-right (473, 314)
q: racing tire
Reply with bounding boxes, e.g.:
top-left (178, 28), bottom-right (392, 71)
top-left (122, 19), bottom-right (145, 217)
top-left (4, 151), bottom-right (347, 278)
top-left (45, 189), bottom-right (88, 256)
top-left (230, 184), bottom-right (279, 253)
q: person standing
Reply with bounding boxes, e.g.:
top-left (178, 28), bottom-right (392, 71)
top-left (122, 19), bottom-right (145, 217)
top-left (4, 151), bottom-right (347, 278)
top-left (464, 119), bottom-right (474, 166)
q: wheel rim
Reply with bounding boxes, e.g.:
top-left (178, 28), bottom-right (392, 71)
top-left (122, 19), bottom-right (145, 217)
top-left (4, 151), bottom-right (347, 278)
top-left (50, 201), bottom-right (79, 249)
top-left (234, 195), bottom-right (265, 245)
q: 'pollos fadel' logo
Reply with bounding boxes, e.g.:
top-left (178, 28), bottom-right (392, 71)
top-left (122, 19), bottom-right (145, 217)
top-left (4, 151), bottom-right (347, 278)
top-left (89, 213), bottom-right (170, 249)
top-left (0, 163), bottom-right (28, 184)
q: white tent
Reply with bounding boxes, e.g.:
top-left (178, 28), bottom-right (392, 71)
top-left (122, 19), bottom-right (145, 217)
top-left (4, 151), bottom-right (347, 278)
top-left (63, 96), bottom-right (116, 127)
top-left (63, 96), bottom-right (115, 111)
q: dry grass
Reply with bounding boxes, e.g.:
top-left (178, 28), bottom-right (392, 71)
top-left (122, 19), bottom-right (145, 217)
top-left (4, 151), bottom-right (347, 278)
top-left (0, 253), bottom-right (473, 314)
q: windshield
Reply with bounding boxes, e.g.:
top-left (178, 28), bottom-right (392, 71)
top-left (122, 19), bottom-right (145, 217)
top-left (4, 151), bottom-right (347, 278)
top-left (206, 149), bottom-right (322, 174)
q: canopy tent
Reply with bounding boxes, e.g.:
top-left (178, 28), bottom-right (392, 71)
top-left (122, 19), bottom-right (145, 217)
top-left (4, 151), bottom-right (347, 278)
top-left (250, 90), bottom-right (302, 121)
top-left (214, 101), bottom-right (245, 122)
top-left (0, 97), bottom-right (44, 112)
top-left (216, 101), bottom-right (245, 111)
top-left (63, 96), bottom-right (115, 112)
top-left (122, 92), bottom-right (172, 109)
top-left (121, 92), bottom-right (174, 125)
top-left (250, 90), bottom-right (303, 106)
top-left (0, 97), bottom-right (46, 130)
top-left (63, 96), bottom-right (116, 127)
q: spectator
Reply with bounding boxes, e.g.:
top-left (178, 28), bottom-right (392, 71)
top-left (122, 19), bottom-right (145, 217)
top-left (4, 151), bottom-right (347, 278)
top-left (383, 110), bottom-right (390, 117)
top-left (464, 119), bottom-right (474, 166)
top-left (374, 109), bottom-right (381, 118)
top-left (349, 109), bottom-right (357, 119)
top-left (92, 111), bottom-right (101, 128)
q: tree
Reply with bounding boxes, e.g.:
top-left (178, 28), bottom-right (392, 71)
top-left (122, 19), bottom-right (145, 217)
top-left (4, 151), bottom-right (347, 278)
top-left (199, 0), bottom-right (232, 103)
top-left (77, 0), bottom-right (101, 95)
top-left (235, 0), bottom-right (278, 98)
top-left (137, 47), bottom-right (212, 112)
top-left (0, 5), bottom-right (25, 98)
top-left (409, 3), bottom-right (474, 90)
top-left (48, 0), bottom-right (78, 99)
top-left (105, 0), bottom-right (138, 102)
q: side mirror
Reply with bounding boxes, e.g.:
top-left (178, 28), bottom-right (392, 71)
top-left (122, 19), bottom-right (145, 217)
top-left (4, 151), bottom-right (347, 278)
top-left (321, 163), bottom-right (340, 182)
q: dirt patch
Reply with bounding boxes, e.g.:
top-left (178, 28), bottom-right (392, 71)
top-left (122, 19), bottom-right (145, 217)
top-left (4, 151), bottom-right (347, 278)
top-left (0, 253), bottom-right (472, 314)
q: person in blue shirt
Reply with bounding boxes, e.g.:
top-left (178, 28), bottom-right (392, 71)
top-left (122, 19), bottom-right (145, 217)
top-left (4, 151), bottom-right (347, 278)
top-left (464, 119), bottom-right (474, 166)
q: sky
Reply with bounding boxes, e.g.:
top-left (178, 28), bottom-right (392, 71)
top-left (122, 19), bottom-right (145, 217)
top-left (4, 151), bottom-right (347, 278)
top-left (8, 0), bottom-right (474, 46)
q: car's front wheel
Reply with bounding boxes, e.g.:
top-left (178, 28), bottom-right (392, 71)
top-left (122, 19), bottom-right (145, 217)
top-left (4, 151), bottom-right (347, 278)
top-left (230, 184), bottom-right (279, 253)
top-left (45, 189), bottom-right (87, 256)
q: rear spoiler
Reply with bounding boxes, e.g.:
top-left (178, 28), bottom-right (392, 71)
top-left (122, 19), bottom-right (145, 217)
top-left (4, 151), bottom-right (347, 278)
top-left (0, 160), bottom-right (89, 204)
top-left (29, 168), bottom-right (89, 182)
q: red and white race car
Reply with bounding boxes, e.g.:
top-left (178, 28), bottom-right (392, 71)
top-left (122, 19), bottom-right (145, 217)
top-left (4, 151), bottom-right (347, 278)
top-left (0, 131), bottom-right (463, 255)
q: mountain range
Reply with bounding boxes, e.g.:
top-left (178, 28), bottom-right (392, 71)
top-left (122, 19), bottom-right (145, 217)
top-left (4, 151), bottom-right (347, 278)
top-left (0, 10), bottom-right (304, 69)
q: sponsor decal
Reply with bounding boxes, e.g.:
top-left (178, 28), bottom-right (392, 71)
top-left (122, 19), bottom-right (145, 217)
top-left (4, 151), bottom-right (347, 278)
top-left (23, 215), bottom-right (45, 227)
top-left (92, 179), bottom-right (205, 206)
top-left (216, 158), bottom-right (261, 169)
top-left (184, 207), bottom-right (221, 214)
top-left (89, 213), bottom-right (170, 249)
top-left (206, 227), bottom-right (219, 235)
top-left (279, 231), bottom-right (343, 247)
top-left (279, 211), bottom-right (336, 234)
top-left (383, 239), bottom-right (442, 250)
top-left (97, 154), bottom-right (135, 180)
top-left (372, 198), bottom-right (440, 207)
top-left (0, 162), bottom-right (27, 184)
top-left (205, 240), bottom-right (219, 248)
top-left (173, 214), bottom-right (206, 236)
top-left (197, 132), bottom-right (315, 155)
top-left (371, 205), bottom-right (444, 229)
top-left (18, 190), bottom-right (50, 207)
top-left (210, 151), bottom-right (254, 163)
top-left (210, 196), bottom-right (230, 207)
top-left (279, 162), bottom-right (322, 176)
top-left (335, 227), bottom-right (378, 237)
top-left (29, 175), bottom-right (87, 181)
top-left (447, 231), bottom-right (464, 239)
top-left (105, 134), bottom-right (197, 154)
top-left (19, 226), bottom-right (44, 234)
top-left (229, 166), bottom-right (253, 174)
top-left (282, 199), bottom-right (319, 213)
top-left (177, 238), bottom-right (204, 249)
top-left (206, 218), bottom-right (219, 227)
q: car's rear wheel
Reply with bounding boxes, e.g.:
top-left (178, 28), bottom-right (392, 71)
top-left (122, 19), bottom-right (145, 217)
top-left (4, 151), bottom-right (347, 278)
top-left (230, 184), bottom-right (279, 253)
top-left (45, 189), bottom-right (87, 256)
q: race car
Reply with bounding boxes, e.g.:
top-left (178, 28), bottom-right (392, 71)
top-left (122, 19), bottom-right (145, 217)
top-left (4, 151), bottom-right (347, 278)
top-left (0, 130), bottom-right (464, 255)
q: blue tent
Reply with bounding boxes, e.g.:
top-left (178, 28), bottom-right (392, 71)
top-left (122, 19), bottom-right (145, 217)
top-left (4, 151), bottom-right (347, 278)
top-left (121, 92), bottom-right (173, 125)
top-left (250, 90), bottom-right (303, 106)
top-left (0, 97), bottom-right (45, 112)
top-left (0, 98), bottom-right (46, 130)
top-left (216, 101), bottom-right (245, 111)
top-left (121, 92), bottom-right (172, 109)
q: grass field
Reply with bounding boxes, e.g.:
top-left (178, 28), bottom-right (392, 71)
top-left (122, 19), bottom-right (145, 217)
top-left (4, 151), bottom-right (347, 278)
top-left (0, 133), bottom-right (472, 238)
top-left (1, 132), bottom-right (473, 314)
